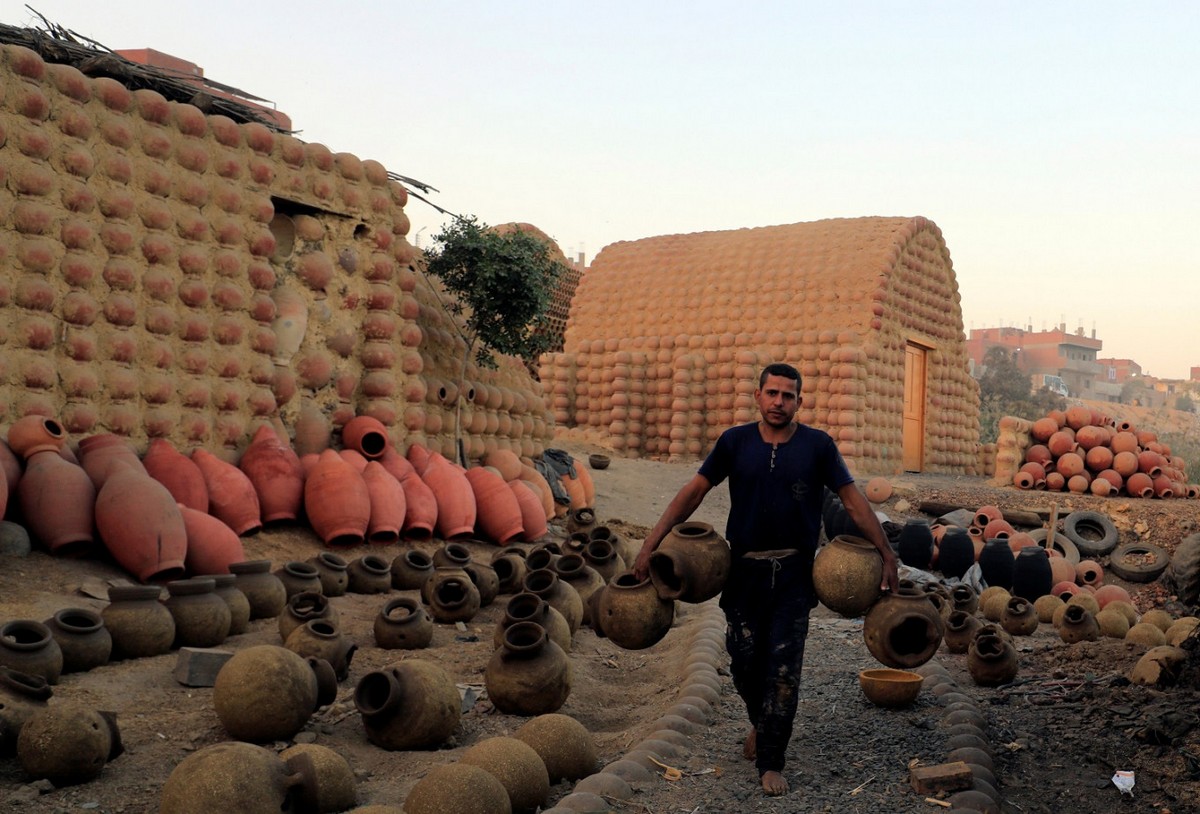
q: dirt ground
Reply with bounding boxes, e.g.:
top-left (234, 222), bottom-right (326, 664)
top-left (3, 436), bottom-right (1200, 813)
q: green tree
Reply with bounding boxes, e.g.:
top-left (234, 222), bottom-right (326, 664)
top-left (978, 346), bottom-right (1031, 404)
top-left (1176, 393), bottom-right (1196, 413)
top-left (1121, 379), bottom-right (1149, 406)
top-left (976, 346), bottom-right (1065, 443)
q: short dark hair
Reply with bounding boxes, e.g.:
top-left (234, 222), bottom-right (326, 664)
top-left (758, 363), bottom-right (801, 390)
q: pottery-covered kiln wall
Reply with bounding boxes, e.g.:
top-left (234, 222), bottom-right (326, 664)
top-left (539, 216), bottom-right (980, 475)
top-left (0, 45), bottom-right (553, 459)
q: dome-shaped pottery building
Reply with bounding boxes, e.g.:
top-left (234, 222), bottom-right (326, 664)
top-left (539, 217), bottom-right (980, 475)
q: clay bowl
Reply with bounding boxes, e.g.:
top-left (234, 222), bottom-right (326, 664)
top-left (859, 668), bottom-right (923, 709)
top-left (588, 454), bottom-right (610, 470)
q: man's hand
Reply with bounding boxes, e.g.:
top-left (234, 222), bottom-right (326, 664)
top-left (632, 545), bottom-right (654, 582)
top-left (880, 549), bottom-right (900, 592)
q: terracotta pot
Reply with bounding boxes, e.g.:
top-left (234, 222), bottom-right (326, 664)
top-left (1076, 559), bottom-right (1104, 588)
top-left (486, 621), bottom-right (571, 715)
top-left (525, 546), bottom-right (558, 573)
top-left (210, 574), bottom-right (251, 636)
top-left (942, 610), bottom-right (983, 654)
top-left (424, 568), bottom-right (481, 623)
top-left (1125, 471), bottom-right (1154, 498)
top-left (552, 555), bottom-right (605, 627)
top-left (304, 449), bottom-right (370, 546)
top-left (7, 416), bottom-right (66, 459)
top-left (43, 608), bottom-right (111, 673)
top-left (17, 702), bottom-right (122, 787)
top-left (492, 551), bottom-right (529, 595)
top-left (274, 561), bottom-right (323, 598)
top-left (566, 508), bottom-right (596, 535)
top-left (597, 571), bottom-right (674, 650)
top-left (213, 645), bottom-right (336, 742)
top-left (362, 462), bottom-right (406, 544)
top-left (342, 415), bottom-right (389, 460)
top-left (464, 561), bottom-right (500, 607)
top-left (165, 578), bottom-right (231, 648)
top-left (648, 522), bottom-right (730, 603)
top-left (78, 434), bottom-right (145, 489)
top-left (982, 518), bottom-right (1014, 540)
top-left (583, 538), bottom-right (623, 583)
top-left (812, 535), bottom-right (883, 618)
top-left (433, 541), bottom-right (472, 569)
top-left (354, 660), bottom-right (460, 750)
top-left (229, 560), bottom-right (287, 620)
top-left (18, 451), bottom-right (96, 556)
top-left (967, 632), bottom-right (1018, 686)
top-left (1011, 546), bottom-right (1052, 601)
top-left (0, 666), bottom-right (51, 757)
top-left (523, 568), bottom-right (583, 634)
top-left (347, 555), bottom-right (392, 594)
top-left (380, 449), bottom-right (437, 539)
top-left (493, 592), bottom-right (572, 653)
top-left (374, 597), bottom-right (433, 650)
top-left (862, 590), bottom-right (944, 669)
top-left (510, 480), bottom-right (548, 542)
top-left (1000, 597), bottom-right (1039, 636)
top-left (421, 454), bottom-right (477, 539)
top-left (160, 741), bottom-right (317, 814)
top-left (0, 621), bottom-right (63, 684)
top-left (102, 585), bottom-right (175, 659)
top-left (294, 401), bottom-right (332, 456)
top-left (1093, 583), bottom-right (1131, 609)
top-left (180, 505), bottom-right (246, 576)
top-left (239, 425), bottom-right (304, 524)
top-left (142, 439), bottom-right (208, 513)
top-left (279, 592), bottom-right (339, 643)
top-left (192, 449), bottom-right (263, 536)
top-left (97, 466), bottom-right (188, 582)
top-left (1059, 604), bottom-right (1100, 643)
top-left (390, 549), bottom-right (434, 591)
top-left (307, 552), bottom-right (349, 597)
top-left (284, 619), bottom-right (356, 681)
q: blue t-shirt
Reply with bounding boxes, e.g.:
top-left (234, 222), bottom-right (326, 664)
top-left (698, 422), bottom-right (854, 558)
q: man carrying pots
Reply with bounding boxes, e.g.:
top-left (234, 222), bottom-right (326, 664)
top-left (633, 362), bottom-right (898, 797)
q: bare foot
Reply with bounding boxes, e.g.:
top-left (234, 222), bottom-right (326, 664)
top-left (761, 770), bottom-right (788, 796)
top-left (742, 727), bottom-right (756, 760)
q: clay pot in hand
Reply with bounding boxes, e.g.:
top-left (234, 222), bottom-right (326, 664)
top-left (0, 621), bottom-right (63, 685)
top-left (492, 551), bottom-right (529, 595)
top-left (142, 439), bottom-right (208, 513)
top-left (424, 568), bottom-right (481, 624)
top-left (1059, 604), bottom-right (1100, 644)
top-left (192, 449), bottom-right (263, 536)
top-left (239, 425), bottom-right (304, 524)
top-left (347, 554), bottom-right (392, 594)
top-left (159, 741), bottom-right (318, 814)
top-left (523, 568), bottom-right (583, 634)
top-left (812, 534), bottom-right (883, 618)
top-left (362, 462), bottom-right (406, 544)
top-left (210, 574), bottom-right (251, 635)
top-left (862, 589), bottom-right (945, 669)
top-left (375, 597), bottom-right (433, 650)
top-left (43, 608), bottom-right (111, 673)
top-left (583, 539), bottom-right (624, 583)
top-left (229, 560), bottom-right (287, 619)
top-left (943, 610), bottom-right (984, 654)
top-left (354, 659), bottom-right (460, 750)
top-left (342, 415), bottom-right (390, 460)
top-left (433, 541), bottom-right (472, 569)
top-left (305, 449), bottom-right (371, 546)
top-left (0, 667), bottom-right (51, 757)
top-left (102, 585), bottom-right (175, 659)
top-left (180, 505), bottom-right (246, 576)
top-left (390, 549), bottom-right (434, 591)
top-left (597, 571), bottom-right (675, 650)
top-left (19, 450), bottom-right (96, 556)
top-left (464, 561), bottom-right (500, 607)
top-left (493, 592), bottom-right (572, 653)
top-left (552, 554), bottom-right (605, 627)
top-left (967, 632), bottom-right (1019, 686)
top-left (213, 645), bottom-right (336, 742)
top-left (166, 578), bottom-right (231, 648)
top-left (1011, 546), bottom-right (1053, 601)
top-left (1000, 597), bottom-right (1039, 636)
top-left (485, 621), bottom-right (572, 715)
top-left (285, 620), bottom-right (356, 681)
top-left (17, 702), bottom-right (122, 787)
top-left (275, 561), bottom-right (323, 598)
top-left (279, 592), bottom-right (339, 643)
top-left (897, 520), bottom-right (935, 570)
top-left (465, 466), bottom-right (524, 544)
top-left (649, 522), bottom-right (730, 603)
top-left (937, 528), bottom-right (975, 580)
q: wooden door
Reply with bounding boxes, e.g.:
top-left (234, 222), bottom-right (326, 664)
top-left (903, 343), bottom-right (927, 472)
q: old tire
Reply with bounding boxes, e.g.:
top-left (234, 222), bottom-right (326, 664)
top-left (1063, 511), bottom-right (1120, 557)
top-left (1027, 529), bottom-right (1080, 565)
top-left (1108, 542), bottom-right (1170, 583)
top-left (1164, 533), bottom-right (1200, 605)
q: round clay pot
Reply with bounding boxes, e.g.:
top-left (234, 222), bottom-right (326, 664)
top-left (486, 621), bottom-right (572, 715)
top-left (512, 713), bottom-right (598, 783)
top-left (597, 571), bottom-right (675, 650)
top-left (180, 505), bottom-right (246, 576)
top-left (862, 590), bottom-right (945, 669)
top-left (525, 546), bottom-right (558, 572)
top-left (492, 552), bottom-right (529, 595)
top-left (343, 415), bottom-right (390, 460)
top-left (279, 592), bottom-right (339, 643)
top-left (354, 659), bottom-right (460, 750)
top-left (0, 620), bottom-right (63, 684)
top-left (160, 741), bottom-right (317, 814)
top-left (424, 568), bottom-right (481, 624)
top-left (374, 597), bottom-right (433, 650)
top-left (230, 560), bottom-right (287, 619)
top-left (279, 744), bottom-right (355, 814)
top-left (390, 549), bottom-right (434, 591)
top-left (165, 578), bottom-right (231, 648)
top-left (967, 632), bottom-right (1019, 686)
top-left (285, 619), bottom-right (356, 681)
top-left (403, 763), bottom-right (511, 814)
top-left (1011, 546), bottom-right (1053, 602)
top-left (239, 424), bottom-right (305, 524)
top-left (459, 736), bottom-right (550, 814)
top-left (43, 608), bottom-right (111, 673)
top-left (347, 555), bottom-right (392, 594)
top-left (649, 522), bottom-right (730, 603)
top-left (213, 645), bottom-right (335, 742)
top-left (523, 568), bottom-right (583, 634)
top-left (270, 561), bottom-right (322, 601)
top-left (493, 592), bottom-right (572, 653)
top-left (943, 610), bottom-right (983, 654)
top-left (0, 667), bottom-right (51, 757)
top-left (143, 439), bottom-right (209, 513)
top-left (812, 535), bottom-right (883, 618)
top-left (19, 451), bottom-right (96, 556)
top-left (209, 574), bottom-right (251, 636)
top-left (307, 552), bottom-right (350, 597)
top-left (1059, 604), bottom-right (1101, 644)
top-left (17, 702), bottom-right (122, 787)
top-left (102, 585), bottom-right (175, 660)
top-left (464, 561), bottom-right (501, 608)
top-left (305, 449), bottom-right (371, 546)
top-left (7, 415), bottom-right (66, 459)
top-left (1000, 597), bottom-right (1039, 636)
top-left (432, 541), bottom-right (472, 569)
top-left (551, 554), bottom-right (605, 627)
top-left (192, 449), bottom-right (263, 536)
top-left (582, 539), bottom-right (623, 582)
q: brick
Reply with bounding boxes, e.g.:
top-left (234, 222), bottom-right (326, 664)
top-left (910, 761), bottom-right (974, 795)
top-left (173, 647), bottom-right (234, 687)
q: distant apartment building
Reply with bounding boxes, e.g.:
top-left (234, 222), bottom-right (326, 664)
top-left (1096, 358), bottom-right (1142, 385)
top-left (966, 323), bottom-right (1105, 399)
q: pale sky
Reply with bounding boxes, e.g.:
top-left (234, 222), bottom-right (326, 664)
top-left (20, 2), bottom-right (1200, 379)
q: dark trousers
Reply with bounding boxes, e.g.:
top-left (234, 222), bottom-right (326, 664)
top-left (721, 554), bottom-right (812, 775)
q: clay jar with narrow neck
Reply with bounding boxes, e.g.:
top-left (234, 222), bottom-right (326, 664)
top-left (304, 449), bottom-right (370, 546)
top-left (552, 555), bottom-right (605, 627)
top-left (0, 621), bottom-right (63, 685)
top-left (950, 584), bottom-right (979, 615)
top-left (95, 465), bottom-right (188, 583)
top-left (354, 660), bottom-right (461, 750)
top-left (485, 621), bottom-right (571, 716)
top-left (566, 508), bottom-right (596, 536)
top-left (811, 534), bottom-right (884, 618)
top-left (239, 425), bottom-right (304, 524)
top-left (284, 620), bottom-right (356, 681)
top-left (943, 610), bottom-right (983, 654)
top-left (0, 666), bottom-right (51, 757)
top-left (583, 539), bottom-right (623, 583)
top-left (306, 552), bottom-right (349, 597)
top-left (523, 568), bottom-right (583, 635)
top-left (78, 434), bottom-right (146, 490)
top-left (493, 592), bottom-right (572, 654)
top-left (432, 541), bottom-right (472, 569)
top-left (274, 561), bottom-right (323, 599)
top-left (19, 450), bottom-right (96, 556)
top-left (209, 574), bottom-right (251, 636)
top-left (1000, 597), bottom-right (1039, 636)
top-left (102, 585), bottom-right (175, 659)
top-left (142, 439), bottom-right (208, 513)
top-left (424, 568), bottom-right (481, 624)
top-left (229, 560), bottom-right (287, 620)
top-left (166, 578), bottom-right (231, 649)
top-left (492, 552), bottom-right (529, 595)
top-left (374, 597), bottom-right (433, 650)
top-left (464, 562), bottom-right (500, 608)
top-left (390, 550), bottom-right (434, 591)
top-left (192, 449), bottom-right (263, 536)
top-left (598, 572), bottom-right (675, 650)
top-left (967, 632), bottom-right (1019, 686)
top-left (279, 592), bottom-right (339, 643)
top-left (43, 608), bottom-right (111, 673)
top-left (649, 522), bottom-right (730, 603)
top-left (213, 646), bottom-right (336, 742)
top-left (862, 589), bottom-right (945, 669)
top-left (347, 555), bottom-right (392, 594)
top-left (1059, 604), bottom-right (1100, 644)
